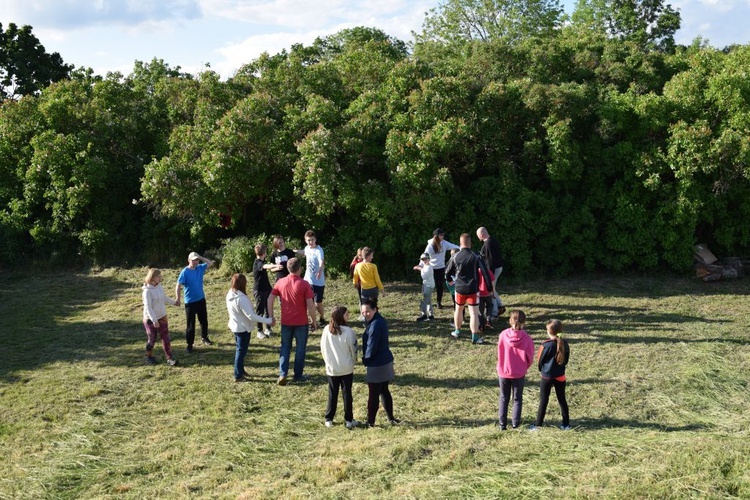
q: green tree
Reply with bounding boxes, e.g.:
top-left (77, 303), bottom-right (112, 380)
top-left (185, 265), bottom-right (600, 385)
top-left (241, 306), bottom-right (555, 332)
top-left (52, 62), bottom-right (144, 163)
top-left (0, 23), bottom-right (72, 100)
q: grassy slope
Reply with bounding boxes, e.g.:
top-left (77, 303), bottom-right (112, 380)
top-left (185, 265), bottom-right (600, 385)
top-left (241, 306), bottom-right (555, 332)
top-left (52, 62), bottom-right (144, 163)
top-left (1, 268), bottom-right (749, 499)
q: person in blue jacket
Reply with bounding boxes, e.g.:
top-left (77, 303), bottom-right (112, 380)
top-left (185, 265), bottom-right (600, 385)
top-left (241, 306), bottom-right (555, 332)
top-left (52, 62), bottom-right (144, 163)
top-left (360, 298), bottom-right (400, 427)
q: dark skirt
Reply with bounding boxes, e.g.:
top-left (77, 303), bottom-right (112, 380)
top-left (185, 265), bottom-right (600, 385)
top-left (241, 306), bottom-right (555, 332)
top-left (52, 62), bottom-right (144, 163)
top-left (366, 361), bottom-right (395, 384)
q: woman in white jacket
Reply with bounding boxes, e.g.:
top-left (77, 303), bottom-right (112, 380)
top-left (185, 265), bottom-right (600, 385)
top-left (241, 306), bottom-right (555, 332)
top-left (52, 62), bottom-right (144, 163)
top-left (226, 273), bottom-right (274, 382)
top-left (142, 268), bottom-right (180, 365)
top-left (320, 306), bottom-right (359, 429)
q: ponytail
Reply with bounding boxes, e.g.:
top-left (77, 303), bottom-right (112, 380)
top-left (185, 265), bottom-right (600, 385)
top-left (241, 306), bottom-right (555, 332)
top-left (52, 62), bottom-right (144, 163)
top-left (546, 319), bottom-right (566, 365)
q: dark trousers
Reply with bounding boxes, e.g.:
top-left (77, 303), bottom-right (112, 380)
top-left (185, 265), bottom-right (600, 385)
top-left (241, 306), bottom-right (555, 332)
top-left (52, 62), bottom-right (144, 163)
top-left (433, 268), bottom-right (446, 306)
top-left (253, 289), bottom-right (271, 331)
top-left (367, 381), bottom-right (394, 425)
top-left (535, 377), bottom-right (569, 427)
top-left (479, 295), bottom-right (493, 328)
top-left (498, 377), bottom-right (525, 428)
top-left (185, 298), bottom-right (208, 347)
top-left (325, 373), bottom-right (354, 422)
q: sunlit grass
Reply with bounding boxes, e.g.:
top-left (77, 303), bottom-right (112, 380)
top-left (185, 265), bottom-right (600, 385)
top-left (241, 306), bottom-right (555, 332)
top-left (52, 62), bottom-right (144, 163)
top-left (1, 269), bottom-right (749, 498)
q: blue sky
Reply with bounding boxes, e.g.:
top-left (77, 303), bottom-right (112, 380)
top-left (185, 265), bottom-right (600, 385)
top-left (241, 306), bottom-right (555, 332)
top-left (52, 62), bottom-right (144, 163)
top-left (1, 0), bottom-right (749, 79)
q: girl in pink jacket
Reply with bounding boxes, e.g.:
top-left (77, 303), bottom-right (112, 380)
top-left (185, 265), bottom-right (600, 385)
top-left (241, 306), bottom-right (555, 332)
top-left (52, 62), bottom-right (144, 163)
top-left (496, 310), bottom-right (535, 429)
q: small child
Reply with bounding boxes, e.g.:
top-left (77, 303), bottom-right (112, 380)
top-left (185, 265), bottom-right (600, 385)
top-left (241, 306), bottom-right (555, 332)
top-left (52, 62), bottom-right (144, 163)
top-left (413, 252), bottom-right (435, 321)
top-left (320, 306), bottom-right (359, 429)
top-left (496, 310), bottom-right (535, 430)
top-left (252, 243), bottom-right (274, 339)
top-left (141, 268), bottom-right (180, 365)
top-left (531, 319), bottom-right (570, 430)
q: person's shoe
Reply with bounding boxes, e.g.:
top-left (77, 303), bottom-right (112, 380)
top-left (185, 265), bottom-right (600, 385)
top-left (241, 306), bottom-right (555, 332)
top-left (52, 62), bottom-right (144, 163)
top-left (498, 306), bottom-right (506, 316)
top-left (256, 332), bottom-right (266, 340)
top-left (559, 425), bottom-right (571, 430)
top-left (325, 420), bottom-right (334, 428)
top-left (436, 303), bottom-right (443, 309)
top-left (318, 319), bottom-right (327, 327)
top-left (484, 320), bottom-right (493, 330)
top-left (345, 420), bottom-right (360, 430)
top-left (428, 315), bottom-right (435, 321)
top-left (472, 335), bottom-right (485, 345)
top-left (145, 356), bottom-right (157, 365)
top-left (166, 357), bottom-right (178, 366)
top-left (242, 370), bottom-right (251, 377)
top-left (451, 329), bottom-right (461, 339)
top-left (293, 374), bottom-right (310, 383)
top-left (263, 328), bottom-right (273, 338)
top-left (201, 337), bottom-right (213, 346)
top-left (277, 375), bottom-right (288, 386)
top-left (389, 418), bottom-right (402, 426)
top-left (364, 422), bottom-right (375, 429)
top-left (186, 346), bottom-right (194, 354)
top-left (416, 314), bottom-right (428, 322)
top-left (529, 425), bottom-right (539, 431)
top-left (235, 376), bottom-right (250, 383)
top-left (498, 424), bottom-right (507, 431)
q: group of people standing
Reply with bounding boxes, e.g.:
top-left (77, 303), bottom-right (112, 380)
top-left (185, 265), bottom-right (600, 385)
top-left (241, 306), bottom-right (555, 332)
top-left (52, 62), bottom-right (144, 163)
top-left (139, 226), bottom-right (570, 430)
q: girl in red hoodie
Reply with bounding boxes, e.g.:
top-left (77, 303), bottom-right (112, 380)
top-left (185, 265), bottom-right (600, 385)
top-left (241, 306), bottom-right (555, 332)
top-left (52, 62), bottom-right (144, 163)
top-left (496, 310), bottom-right (535, 429)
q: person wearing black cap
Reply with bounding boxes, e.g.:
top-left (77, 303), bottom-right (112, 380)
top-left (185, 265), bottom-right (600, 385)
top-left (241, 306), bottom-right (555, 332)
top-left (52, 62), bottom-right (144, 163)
top-left (423, 228), bottom-right (460, 309)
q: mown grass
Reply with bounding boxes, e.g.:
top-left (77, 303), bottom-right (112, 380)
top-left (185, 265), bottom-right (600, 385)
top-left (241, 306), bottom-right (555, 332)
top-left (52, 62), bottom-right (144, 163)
top-left (1, 268), bottom-right (749, 499)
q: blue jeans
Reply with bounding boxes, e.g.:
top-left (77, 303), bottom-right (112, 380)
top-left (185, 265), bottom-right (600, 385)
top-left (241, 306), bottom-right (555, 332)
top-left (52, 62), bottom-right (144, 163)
top-left (234, 331), bottom-right (250, 380)
top-left (279, 324), bottom-right (309, 379)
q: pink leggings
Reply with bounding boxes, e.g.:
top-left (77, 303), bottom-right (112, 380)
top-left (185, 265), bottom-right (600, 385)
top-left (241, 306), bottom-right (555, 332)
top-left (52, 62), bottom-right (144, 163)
top-left (143, 317), bottom-right (173, 358)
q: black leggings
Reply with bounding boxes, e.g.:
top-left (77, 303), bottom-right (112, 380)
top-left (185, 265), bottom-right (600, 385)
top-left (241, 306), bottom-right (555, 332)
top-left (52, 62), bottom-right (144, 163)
top-left (367, 381), bottom-right (394, 425)
top-left (433, 268), bottom-right (446, 306)
top-left (535, 377), bottom-right (569, 427)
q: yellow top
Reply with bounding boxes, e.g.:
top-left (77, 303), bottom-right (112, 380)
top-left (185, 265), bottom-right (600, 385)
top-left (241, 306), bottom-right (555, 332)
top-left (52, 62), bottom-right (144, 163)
top-left (353, 261), bottom-right (384, 291)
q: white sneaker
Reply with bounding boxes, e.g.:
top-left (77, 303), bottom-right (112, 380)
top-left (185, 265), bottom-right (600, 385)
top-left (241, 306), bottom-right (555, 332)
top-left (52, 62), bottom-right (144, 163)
top-left (451, 329), bottom-right (461, 339)
top-left (325, 420), bottom-right (334, 428)
top-left (345, 420), bottom-right (360, 429)
top-left (559, 425), bottom-right (571, 430)
top-left (256, 332), bottom-right (266, 340)
top-left (263, 328), bottom-right (272, 338)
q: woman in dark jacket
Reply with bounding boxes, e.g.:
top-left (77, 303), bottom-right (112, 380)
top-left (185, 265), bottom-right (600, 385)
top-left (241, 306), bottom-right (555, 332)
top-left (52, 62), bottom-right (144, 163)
top-left (360, 298), bottom-right (399, 427)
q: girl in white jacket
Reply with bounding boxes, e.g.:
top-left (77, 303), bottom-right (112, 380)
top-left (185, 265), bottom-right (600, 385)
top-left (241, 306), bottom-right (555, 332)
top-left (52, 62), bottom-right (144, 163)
top-left (320, 306), bottom-right (359, 429)
top-left (142, 268), bottom-right (180, 365)
top-left (226, 274), bottom-right (273, 382)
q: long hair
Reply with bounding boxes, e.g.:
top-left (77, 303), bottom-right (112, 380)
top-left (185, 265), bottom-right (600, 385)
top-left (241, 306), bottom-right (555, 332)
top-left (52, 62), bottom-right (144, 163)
top-left (431, 235), bottom-right (442, 253)
top-left (272, 235), bottom-right (284, 251)
top-left (547, 319), bottom-right (567, 365)
top-left (509, 309), bottom-right (526, 330)
top-left (230, 273), bottom-right (247, 295)
top-left (329, 306), bottom-right (348, 335)
top-left (144, 268), bottom-right (161, 286)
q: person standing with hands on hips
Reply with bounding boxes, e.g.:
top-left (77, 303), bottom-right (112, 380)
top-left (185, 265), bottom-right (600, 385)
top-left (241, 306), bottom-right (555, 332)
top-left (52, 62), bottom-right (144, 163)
top-left (176, 251), bottom-right (214, 353)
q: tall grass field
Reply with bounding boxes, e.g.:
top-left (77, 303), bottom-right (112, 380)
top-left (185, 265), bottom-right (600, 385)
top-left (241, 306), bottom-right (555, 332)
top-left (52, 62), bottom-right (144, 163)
top-left (1, 268), bottom-right (749, 498)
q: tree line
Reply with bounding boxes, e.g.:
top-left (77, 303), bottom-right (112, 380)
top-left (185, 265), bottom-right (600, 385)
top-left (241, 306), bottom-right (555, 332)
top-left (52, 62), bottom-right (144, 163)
top-left (1, 0), bottom-right (749, 277)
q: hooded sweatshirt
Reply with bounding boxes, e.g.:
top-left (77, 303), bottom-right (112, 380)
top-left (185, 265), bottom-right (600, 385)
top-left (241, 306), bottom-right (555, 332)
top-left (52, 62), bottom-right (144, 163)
top-left (142, 283), bottom-right (176, 322)
top-left (226, 289), bottom-right (272, 333)
top-left (496, 327), bottom-right (535, 379)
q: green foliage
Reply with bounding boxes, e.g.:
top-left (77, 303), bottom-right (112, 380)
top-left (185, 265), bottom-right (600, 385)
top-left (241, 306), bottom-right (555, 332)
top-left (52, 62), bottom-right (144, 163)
top-left (0, 22), bottom-right (72, 99)
top-left (218, 236), bottom-right (258, 276)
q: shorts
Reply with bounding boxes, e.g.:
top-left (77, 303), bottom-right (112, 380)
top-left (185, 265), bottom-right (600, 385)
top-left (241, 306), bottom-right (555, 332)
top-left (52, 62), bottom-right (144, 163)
top-left (455, 292), bottom-right (479, 306)
top-left (312, 285), bottom-right (325, 304)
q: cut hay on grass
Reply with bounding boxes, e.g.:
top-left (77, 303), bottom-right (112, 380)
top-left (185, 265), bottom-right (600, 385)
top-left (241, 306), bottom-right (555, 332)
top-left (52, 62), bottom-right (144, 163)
top-left (1, 269), bottom-right (749, 498)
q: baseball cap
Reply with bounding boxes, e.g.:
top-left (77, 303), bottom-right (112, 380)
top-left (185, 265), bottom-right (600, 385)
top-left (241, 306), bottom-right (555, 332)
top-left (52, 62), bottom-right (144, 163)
top-left (188, 251), bottom-right (200, 261)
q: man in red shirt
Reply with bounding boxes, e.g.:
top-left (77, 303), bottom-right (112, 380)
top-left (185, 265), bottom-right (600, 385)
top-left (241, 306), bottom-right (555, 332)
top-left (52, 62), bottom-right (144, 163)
top-left (268, 258), bottom-right (317, 385)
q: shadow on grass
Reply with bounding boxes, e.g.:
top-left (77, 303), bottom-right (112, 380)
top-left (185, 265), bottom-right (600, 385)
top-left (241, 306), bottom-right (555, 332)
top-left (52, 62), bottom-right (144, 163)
top-left (0, 271), bottom-right (138, 380)
top-left (572, 417), bottom-right (708, 432)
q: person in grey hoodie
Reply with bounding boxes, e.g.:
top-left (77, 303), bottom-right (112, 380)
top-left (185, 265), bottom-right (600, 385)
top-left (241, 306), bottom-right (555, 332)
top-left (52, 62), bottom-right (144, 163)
top-left (226, 274), bottom-right (274, 382)
top-left (142, 268), bottom-right (180, 366)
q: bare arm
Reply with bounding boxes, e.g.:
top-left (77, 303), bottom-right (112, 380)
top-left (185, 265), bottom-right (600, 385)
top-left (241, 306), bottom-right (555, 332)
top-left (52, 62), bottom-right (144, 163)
top-left (306, 298), bottom-right (317, 330)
